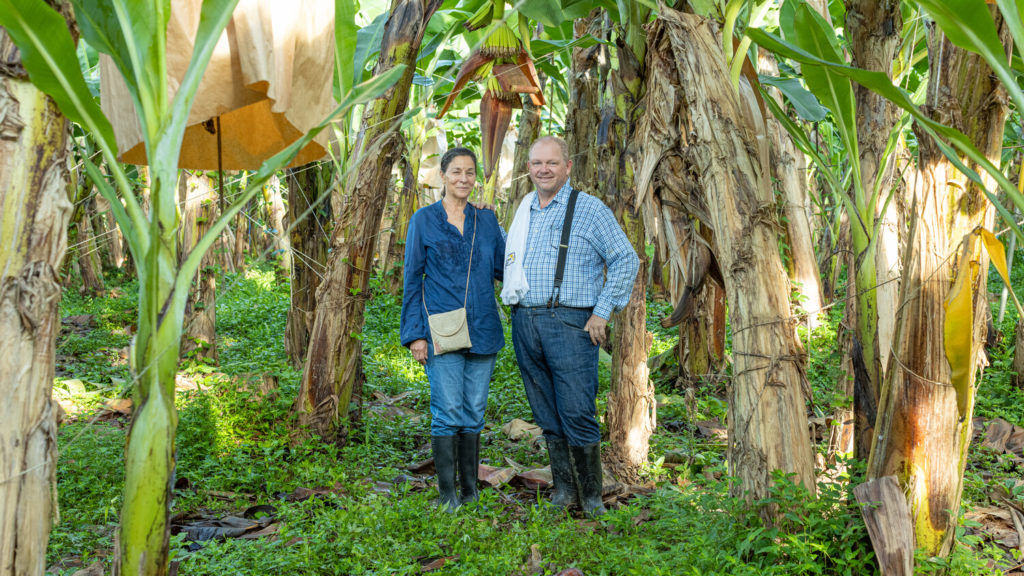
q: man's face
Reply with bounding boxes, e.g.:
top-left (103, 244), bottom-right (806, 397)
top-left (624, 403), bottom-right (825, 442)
top-left (528, 141), bottom-right (572, 196)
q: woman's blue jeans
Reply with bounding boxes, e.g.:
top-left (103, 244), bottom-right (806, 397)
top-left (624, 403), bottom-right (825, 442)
top-left (510, 306), bottom-right (601, 446)
top-left (424, 348), bottom-right (497, 436)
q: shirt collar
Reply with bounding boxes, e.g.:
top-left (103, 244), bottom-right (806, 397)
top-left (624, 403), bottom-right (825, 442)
top-left (531, 179), bottom-right (573, 210)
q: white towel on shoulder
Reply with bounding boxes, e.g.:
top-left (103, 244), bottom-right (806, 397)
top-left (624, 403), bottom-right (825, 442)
top-left (500, 192), bottom-right (534, 305)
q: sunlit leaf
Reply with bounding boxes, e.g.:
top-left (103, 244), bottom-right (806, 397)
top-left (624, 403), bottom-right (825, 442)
top-left (943, 240), bottom-right (978, 419)
top-left (0, 0), bottom-right (116, 150)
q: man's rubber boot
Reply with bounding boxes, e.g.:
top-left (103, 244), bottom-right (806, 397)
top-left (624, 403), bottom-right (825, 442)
top-left (570, 443), bottom-right (607, 517)
top-left (545, 436), bottom-right (579, 509)
top-left (431, 435), bottom-right (459, 511)
top-left (457, 432), bottom-right (480, 504)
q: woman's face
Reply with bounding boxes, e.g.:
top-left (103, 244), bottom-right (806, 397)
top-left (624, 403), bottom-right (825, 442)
top-left (442, 155), bottom-right (476, 201)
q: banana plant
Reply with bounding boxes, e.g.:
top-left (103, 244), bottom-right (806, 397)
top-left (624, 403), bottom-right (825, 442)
top-left (436, 0), bottom-right (545, 201)
top-left (0, 1), bottom-right (404, 574)
top-left (747, 5), bottom-right (1024, 245)
top-left (749, 0), bottom-right (900, 411)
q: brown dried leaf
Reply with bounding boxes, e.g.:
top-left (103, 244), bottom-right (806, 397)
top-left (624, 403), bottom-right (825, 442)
top-left (501, 419), bottom-right (543, 442)
top-left (69, 561), bottom-right (104, 576)
top-left (419, 555), bottom-right (458, 572)
top-left (478, 464), bottom-right (516, 487)
top-left (696, 420), bottom-right (727, 441)
top-left (512, 467), bottom-right (552, 491)
top-left (526, 544), bottom-right (543, 573)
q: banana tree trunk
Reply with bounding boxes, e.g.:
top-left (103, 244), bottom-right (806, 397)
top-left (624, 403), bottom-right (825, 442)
top-left (116, 168), bottom-right (185, 576)
top-left (263, 174), bottom-right (290, 275)
top-left (95, 193), bottom-right (125, 269)
top-left (383, 155), bottom-right (419, 295)
top-left (661, 214), bottom-right (725, 385)
top-left (504, 91), bottom-right (543, 227)
top-left (637, 9), bottom-right (815, 504)
top-left (758, 50), bottom-right (824, 330)
top-left (846, 0), bottom-right (904, 459)
top-left (599, 5), bottom-right (656, 483)
top-left (294, 0), bottom-right (441, 443)
top-left (76, 196), bottom-right (106, 295)
top-left (564, 12), bottom-right (607, 194)
top-left (179, 172), bottom-right (217, 361)
top-left (285, 161), bottom-right (332, 367)
top-left (867, 14), bottom-right (1009, 557)
top-left (0, 36), bottom-right (72, 576)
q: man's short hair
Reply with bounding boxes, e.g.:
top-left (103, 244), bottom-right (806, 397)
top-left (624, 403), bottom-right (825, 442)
top-left (531, 135), bottom-right (570, 163)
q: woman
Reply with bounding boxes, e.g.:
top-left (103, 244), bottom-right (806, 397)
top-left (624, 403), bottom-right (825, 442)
top-left (400, 147), bottom-right (505, 510)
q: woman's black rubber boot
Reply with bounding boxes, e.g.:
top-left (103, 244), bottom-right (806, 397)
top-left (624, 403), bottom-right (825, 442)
top-left (431, 435), bottom-right (459, 511)
top-left (457, 432), bottom-right (480, 504)
top-left (545, 436), bottom-right (578, 509)
top-left (570, 443), bottom-right (607, 517)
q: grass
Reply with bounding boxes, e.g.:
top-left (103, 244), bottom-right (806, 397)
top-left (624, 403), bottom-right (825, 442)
top-left (47, 263), bottom-right (1023, 575)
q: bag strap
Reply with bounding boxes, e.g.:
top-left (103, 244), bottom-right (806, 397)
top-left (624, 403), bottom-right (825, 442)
top-left (423, 207), bottom-right (478, 316)
top-left (549, 188), bottom-right (580, 307)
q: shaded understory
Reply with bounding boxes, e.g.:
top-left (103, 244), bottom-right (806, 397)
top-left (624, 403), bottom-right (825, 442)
top-left (49, 265), bottom-right (1024, 575)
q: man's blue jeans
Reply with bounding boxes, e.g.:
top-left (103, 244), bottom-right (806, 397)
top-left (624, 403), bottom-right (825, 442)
top-left (424, 348), bottom-right (497, 436)
top-left (511, 306), bottom-right (601, 446)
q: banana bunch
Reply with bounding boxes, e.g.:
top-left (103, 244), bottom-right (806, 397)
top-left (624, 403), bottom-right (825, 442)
top-left (464, 1), bottom-right (493, 31)
top-left (485, 76), bottom-right (518, 102)
top-left (481, 23), bottom-right (520, 59)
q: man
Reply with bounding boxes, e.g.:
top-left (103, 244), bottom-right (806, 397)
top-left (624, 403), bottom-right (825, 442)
top-left (508, 135), bottom-right (639, 517)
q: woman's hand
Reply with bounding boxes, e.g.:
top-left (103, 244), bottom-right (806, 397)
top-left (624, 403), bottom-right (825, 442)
top-left (410, 339), bottom-right (428, 365)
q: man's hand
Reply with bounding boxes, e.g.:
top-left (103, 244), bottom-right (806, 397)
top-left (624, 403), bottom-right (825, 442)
top-left (470, 201), bottom-right (497, 212)
top-left (584, 315), bottom-right (608, 347)
top-left (410, 339), bottom-right (428, 365)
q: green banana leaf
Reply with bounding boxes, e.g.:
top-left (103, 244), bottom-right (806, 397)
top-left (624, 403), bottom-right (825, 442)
top-left (759, 75), bottom-right (829, 121)
top-left (748, 26), bottom-right (1024, 245)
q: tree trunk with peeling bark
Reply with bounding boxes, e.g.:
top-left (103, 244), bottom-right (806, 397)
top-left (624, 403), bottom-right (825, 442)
top-left (263, 174), bottom-right (290, 276)
top-left (596, 4), bottom-right (656, 483)
top-left (504, 89), bottom-right (543, 227)
top-left (179, 172), bottom-right (217, 362)
top-left (867, 16), bottom-right (1009, 557)
top-left (846, 0), bottom-right (904, 460)
top-left (0, 28), bottom-right (72, 576)
top-left (757, 50), bottom-right (824, 330)
top-left (94, 193), bottom-right (124, 269)
top-left (285, 161), bottom-right (332, 367)
top-left (636, 9), bottom-right (815, 503)
top-left (294, 0), bottom-right (441, 443)
top-left (564, 12), bottom-right (606, 194)
top-left (75, 195), bottom-right (105, 295)
top-left (383, 155), bottom-right (418, 295)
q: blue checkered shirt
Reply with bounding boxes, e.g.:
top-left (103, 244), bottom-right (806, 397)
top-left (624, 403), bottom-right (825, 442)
top-left (519, 181), bottom-right (639, 319)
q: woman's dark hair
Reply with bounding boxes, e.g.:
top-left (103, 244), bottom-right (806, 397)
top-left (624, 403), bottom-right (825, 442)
top-left (440, 147), bottom-right (477, 173)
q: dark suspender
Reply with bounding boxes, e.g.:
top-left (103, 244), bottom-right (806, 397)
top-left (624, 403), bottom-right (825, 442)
top-left (548, 188), bottom-right (580, 307)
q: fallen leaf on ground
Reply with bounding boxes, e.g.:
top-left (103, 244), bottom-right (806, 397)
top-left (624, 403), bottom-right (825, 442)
top-left (418, 555), bottom-right (457, 572)
top-left (237, 523), bottom-right (280, 540)
top-left (502, 419), bottom-right (543, 442)
top-left (696, 420), bottom-right (727, 441)
top-left (525, 544), bottom-right (543, 573)
top-left (102, 398), bottom-right (132, 416)
top-left (512, 467), bottom-right (552, 491)
top-left (69, 561), bottom-right (104, 576)
top-left (176, 515), bottom-right (262, 542)
top-left (407, 458), bottom-right (434, 474)
top-left (554, 569), bottom-right (585, 576)
top-left (479, 464), bottom-right (516, 487)
top-left (371, 390), bottom-right (415, 404)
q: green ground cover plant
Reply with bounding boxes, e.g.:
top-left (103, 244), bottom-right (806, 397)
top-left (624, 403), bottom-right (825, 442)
top-left (49, 264), bottom-right (1020, 575)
